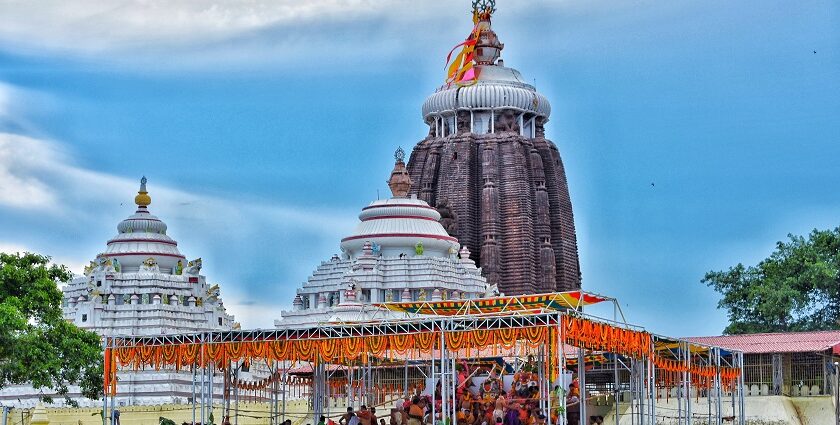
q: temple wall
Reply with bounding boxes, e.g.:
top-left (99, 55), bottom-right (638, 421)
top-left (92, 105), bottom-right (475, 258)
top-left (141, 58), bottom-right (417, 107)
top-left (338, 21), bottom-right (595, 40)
top-left (407, 132), bottom-right (581, 295)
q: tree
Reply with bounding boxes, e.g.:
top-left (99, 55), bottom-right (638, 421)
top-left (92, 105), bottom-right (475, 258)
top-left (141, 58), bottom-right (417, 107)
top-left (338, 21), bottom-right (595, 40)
top-left (0, 252), bottom-right (103, 405)
top-left (703, 227), bottom-right (840, 334)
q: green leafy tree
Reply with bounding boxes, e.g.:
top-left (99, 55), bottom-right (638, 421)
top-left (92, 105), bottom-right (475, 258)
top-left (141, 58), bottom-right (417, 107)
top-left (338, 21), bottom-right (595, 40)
top-left (0, 252), bottom-right (103, 405)
top-left (703, 227), bottom-right (840, 334)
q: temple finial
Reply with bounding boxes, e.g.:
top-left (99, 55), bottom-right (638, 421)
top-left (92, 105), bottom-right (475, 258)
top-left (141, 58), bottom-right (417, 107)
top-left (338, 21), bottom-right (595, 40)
top-left (388, 147), bottom-right (412, 198)
top-left (135, 176), bottom-right (151, 207)
top-left (472, 0), bottom-right (496, 21)
top-left (445, 0), bottom-right (502, 86)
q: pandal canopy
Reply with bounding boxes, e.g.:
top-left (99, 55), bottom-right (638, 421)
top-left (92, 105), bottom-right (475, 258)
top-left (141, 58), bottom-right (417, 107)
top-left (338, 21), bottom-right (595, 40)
top-left (374, 291), bottom-right (608, 316)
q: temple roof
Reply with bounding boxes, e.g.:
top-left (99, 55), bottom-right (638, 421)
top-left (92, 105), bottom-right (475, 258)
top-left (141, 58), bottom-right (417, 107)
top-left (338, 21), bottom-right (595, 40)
top-left (102, 177), bottom-right (185, 271)
top-left (422, 9), bottom-right (550, 120)
top-left (340, 154), bottom-right (459, 259)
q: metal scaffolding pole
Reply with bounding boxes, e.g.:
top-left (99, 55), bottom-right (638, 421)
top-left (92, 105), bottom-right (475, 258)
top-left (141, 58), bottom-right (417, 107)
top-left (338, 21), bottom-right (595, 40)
top-left (235, 366), bottom-right (240, 425)
top-left (452, 356), bottom-right (457, 425)
top-left (431, 337), bottom-right (436, 425)
top-left (538, 345), bottom-right (546, 414)
top-left (269, 361), bottom-right (276, 425)
top-left (558, 318), bottom-right (567, 425)
top-left (637, 359), bottom-right (644, 425)
top-left (686, 351), bottom-right (693, 425)
top-left (629, 357), bottom-right (635, 425)
top-left (404, 361), bottom-right (409, 399)
top-left (546, 342), bottom-right (552, 425)
top-left (282, 362), bottom-right (287, 423)
top-left (613, 354), bottom-right (619, 425)
top-left (834, 360), bottom-right (839, 425)
top-left (715, 348), bottom-right (723, 425)
top-left (347, 360), bottom-right (353, 408)
top-left (740, 352), bottom-right (746, 425)
top-left (647, 355), bottom-right (654, 425)
top-left (110, 379), bottom-right (116, 425)
top-left (209, 361), bottom-right (215, 425)
top-left (676, 347), bottom-right (682, 425)
top-left (578, 347), bottom-right (586, 425)
top-left (314, 360), bottom-right (325, 421)
top-left (102, 337), bottom-right (109, 425)
top-left (440, 329), bottom-right (448, 425)
top-left (612, 304), bottom-right (620, 425)
top-left (707, 350), bottom-right (712, 425)
top-left (730, 356), bottom-right (737, 425)
top-left (200, 337), bottom-right (206, 425)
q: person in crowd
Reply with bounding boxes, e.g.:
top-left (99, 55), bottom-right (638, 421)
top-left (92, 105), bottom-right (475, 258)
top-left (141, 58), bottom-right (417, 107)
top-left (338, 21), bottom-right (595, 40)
top-left (391, 407), bottom-right (404, 425)
top-left (341, 406), bottom-right (359, 425)
top-left (408, 397), bottom-right (426, 425)
top-left (503, 401), bottom-right (521, 425)
top-left (566, 379), bottom-right (581, 425)
top-left (358, 405), bottom-right (373, 425)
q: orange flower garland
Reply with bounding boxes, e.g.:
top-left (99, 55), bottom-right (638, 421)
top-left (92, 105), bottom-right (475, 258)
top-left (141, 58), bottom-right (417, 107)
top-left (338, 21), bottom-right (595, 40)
top-left (445, 331), bottom-right (467, 350)
top-left (414, 332), bottom-right (436, 351)
top-left (562, 316), bottom-right (652, 358)
top-left (367, 335), bottom-right (388, 355)
top-left (390, 333), bottom-right (414, 354)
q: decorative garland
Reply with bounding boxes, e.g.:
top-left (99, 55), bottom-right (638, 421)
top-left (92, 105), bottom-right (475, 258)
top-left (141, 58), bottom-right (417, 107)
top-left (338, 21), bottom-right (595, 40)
top-left (561, 316), bottom-right (652, 358)
top-left (110, 316), bottom-right (738, 400)
top-left (114, 327), bottom-right (557, 370)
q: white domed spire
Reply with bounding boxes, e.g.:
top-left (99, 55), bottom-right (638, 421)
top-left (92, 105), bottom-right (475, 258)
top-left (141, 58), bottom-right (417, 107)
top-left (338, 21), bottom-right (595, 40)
top-left (340, 154), bottom-right (459, 258)
top-left (103, 177), bottom-right (185, 273)
top-left (423, 2), bottom-right (550, 128)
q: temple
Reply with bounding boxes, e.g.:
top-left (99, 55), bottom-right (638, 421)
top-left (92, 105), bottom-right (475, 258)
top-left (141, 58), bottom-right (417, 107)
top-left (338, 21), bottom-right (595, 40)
top-left (276, 149), bottom-right (491, 327)
top-left (0, 178), bottom-right (235, 407)
top-left (406, 3), bottom-right (581, 294)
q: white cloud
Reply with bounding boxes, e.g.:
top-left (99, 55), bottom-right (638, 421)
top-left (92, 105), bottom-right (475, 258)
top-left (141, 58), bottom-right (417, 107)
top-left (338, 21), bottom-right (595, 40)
top-left (0, 1), bottom-right (611, 72)
top-left (0, 1), bottom-right (461, 67)
top-left (0, 76), bottom-right (361, 328)
top-left (0, 129), bottom-right (355, 327)
top-left (0, 134), bottom-right (60, 209)
top-left (0, 241), bottom-right (29, 254)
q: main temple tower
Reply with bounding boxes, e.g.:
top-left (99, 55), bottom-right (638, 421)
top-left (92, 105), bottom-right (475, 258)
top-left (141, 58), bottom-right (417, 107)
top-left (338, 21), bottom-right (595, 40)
top-left (406, 1), bottom-right (581, 294)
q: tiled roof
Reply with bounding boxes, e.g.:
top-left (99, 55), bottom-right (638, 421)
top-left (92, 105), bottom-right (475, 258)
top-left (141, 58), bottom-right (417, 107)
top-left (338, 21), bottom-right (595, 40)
top-left (686, 331), bottom-right (840, 354)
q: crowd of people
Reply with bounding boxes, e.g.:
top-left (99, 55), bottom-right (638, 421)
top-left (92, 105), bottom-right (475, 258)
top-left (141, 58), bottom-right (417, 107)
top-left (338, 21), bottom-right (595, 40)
top-left (324, 359), bottom-right (611, 425)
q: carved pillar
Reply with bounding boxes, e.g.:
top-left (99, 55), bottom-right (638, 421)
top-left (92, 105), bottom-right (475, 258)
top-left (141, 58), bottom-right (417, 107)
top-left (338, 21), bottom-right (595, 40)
top-left (530, 147), bottom-right (556, 291)
top-left (457, 110), bottom-right (471, 135)
top-left (535, 116), bottom-right (547, 139)
top-left (420, 149), bottom-right (440, 205)
top-left (480, 141), bottom-right (501, 286)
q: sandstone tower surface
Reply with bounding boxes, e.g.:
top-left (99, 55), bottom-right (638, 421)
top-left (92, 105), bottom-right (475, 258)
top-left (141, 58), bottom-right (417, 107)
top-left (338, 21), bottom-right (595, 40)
top-left (406, 4), bottom-right (581, 295)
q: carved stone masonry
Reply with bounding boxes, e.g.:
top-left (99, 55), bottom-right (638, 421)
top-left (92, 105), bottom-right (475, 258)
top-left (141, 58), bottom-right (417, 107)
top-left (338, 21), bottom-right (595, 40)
top-left (407, 129), bottom-right (581, 295)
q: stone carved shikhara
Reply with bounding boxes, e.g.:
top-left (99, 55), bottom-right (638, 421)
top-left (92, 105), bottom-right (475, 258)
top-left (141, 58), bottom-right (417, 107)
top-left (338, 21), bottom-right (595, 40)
top-left (408, 10), bottom-right (581, 295)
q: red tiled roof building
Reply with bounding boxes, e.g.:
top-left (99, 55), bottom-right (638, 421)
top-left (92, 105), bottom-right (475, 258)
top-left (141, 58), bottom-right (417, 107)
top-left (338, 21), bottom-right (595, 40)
top-left (687, 331), bottom-right (840, 397)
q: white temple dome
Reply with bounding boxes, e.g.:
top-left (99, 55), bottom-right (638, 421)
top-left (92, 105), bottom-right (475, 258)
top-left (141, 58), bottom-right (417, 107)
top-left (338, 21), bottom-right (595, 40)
top-left (340, 151), bottom-right (460, 259)
top-left (340, 196), bottom-right (458, 258)
top-left (422, 64), bottom-right (551, 120)
top-left (277, 149), bottom-right (489, 328)
top-left (102, 177), bottom-right (184, 273)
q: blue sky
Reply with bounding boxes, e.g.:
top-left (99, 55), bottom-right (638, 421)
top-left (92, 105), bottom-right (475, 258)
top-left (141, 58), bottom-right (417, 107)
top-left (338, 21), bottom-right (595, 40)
top-left (0, 0), bottom-right (838, 336)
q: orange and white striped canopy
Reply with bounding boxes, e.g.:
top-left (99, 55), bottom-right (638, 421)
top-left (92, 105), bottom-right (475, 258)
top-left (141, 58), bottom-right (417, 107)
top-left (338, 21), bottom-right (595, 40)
top-left (375, 291), bottom-right (607, 316)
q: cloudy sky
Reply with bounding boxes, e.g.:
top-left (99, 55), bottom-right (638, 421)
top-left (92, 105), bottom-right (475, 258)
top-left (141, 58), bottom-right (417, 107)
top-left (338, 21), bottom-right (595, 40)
top-left (1, 0), bottom-right (838, 336)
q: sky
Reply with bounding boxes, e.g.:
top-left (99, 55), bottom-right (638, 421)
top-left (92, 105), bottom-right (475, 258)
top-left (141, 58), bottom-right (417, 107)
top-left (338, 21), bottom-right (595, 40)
top-left (0, 0), bottom-right (838, 337)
